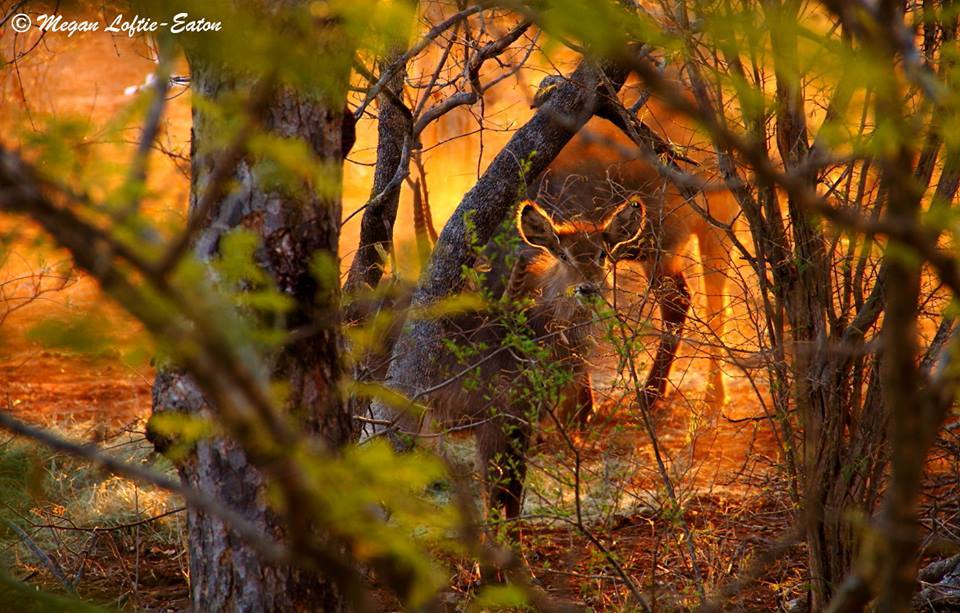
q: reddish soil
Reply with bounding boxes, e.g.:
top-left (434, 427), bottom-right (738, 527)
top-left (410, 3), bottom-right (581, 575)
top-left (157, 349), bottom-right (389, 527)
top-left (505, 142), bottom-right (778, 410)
top-left (1, 350), bottom-right (152, 426)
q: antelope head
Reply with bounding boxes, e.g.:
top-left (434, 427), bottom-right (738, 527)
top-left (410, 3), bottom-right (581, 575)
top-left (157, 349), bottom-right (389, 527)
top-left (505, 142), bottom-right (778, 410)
top-left (516, 200), bottom-right (645, 312)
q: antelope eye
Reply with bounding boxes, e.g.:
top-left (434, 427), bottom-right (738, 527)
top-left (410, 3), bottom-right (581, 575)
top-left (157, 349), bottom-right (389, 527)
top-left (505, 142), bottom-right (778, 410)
top-left (597, 251), bottom-right (607, 264)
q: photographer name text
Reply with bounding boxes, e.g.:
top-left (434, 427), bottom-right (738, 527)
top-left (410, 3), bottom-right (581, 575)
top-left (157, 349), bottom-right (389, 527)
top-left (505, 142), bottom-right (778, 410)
top-left (30, 13), bottom-right (221, 37)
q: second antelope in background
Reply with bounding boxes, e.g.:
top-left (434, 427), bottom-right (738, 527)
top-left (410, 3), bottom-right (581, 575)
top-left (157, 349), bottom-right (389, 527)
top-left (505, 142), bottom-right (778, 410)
top-left (531, 117), bottom-right (739, 409)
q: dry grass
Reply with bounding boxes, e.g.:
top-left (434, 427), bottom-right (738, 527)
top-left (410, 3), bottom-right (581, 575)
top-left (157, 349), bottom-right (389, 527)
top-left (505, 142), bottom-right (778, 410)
top-left (0, 420), bottom-right (188, 611)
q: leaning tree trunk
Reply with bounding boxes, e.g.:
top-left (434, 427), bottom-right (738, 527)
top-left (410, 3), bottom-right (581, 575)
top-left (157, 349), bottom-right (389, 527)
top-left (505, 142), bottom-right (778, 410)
top-left (150, 46), bottom-right (353, 613)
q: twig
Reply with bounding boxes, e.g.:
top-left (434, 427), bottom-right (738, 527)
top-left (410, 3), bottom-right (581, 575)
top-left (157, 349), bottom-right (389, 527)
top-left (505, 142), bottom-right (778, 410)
top-left (0, 0), bottom-right (28, 29)
top-left (354, 5), bottom-right (484, 119)
top-left (611, 310), bottom-right (708, 605)
top-left (5, 520), bottom-right (73, 592)
top-left (413, 21), bottom-right (532, 135)
top-left (117, 40), bottom-right (173, 221)
top-left (411, 19), bottom-right (461, 121)
top-left (340, 134), bottom-right (412, 228)
top-left (543, 405), bottom-right (652, 611)
top-left (26, 508), bottom-right (186, 533)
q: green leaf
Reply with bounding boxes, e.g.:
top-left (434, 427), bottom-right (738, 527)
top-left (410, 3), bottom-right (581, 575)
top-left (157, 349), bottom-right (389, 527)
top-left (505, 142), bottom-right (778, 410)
top-left (471, 584), bottom-right (529, 610)
top-left (26, 315), bottom-right (117, 358)
top-left (146, 412), bottom-right (218, 462)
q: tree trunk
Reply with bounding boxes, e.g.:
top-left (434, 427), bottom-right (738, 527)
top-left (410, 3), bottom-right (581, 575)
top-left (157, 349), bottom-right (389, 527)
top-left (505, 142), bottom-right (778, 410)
top-left (151, 52), bottom-right (352, 613)
top-left (344, 53), bottom-right (411, 304)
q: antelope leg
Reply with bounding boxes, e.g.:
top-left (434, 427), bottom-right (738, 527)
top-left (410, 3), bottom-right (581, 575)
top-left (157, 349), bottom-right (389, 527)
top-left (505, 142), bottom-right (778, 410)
top-left (642, 270), bottom-right (690, 406)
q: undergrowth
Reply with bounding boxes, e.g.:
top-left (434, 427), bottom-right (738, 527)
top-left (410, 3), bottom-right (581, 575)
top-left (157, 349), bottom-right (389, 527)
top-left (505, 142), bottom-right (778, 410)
top-left (0, 420), bottom-right (186, 610)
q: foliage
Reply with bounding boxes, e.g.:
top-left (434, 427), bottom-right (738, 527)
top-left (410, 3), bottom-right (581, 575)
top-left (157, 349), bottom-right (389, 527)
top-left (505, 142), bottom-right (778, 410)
top-left (0, 572), bottom-right (105, 613)
top-left (4, 0), bottom-right (960, 610)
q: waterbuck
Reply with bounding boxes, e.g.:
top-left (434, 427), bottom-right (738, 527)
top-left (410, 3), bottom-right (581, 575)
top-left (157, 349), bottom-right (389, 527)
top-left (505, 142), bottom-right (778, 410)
top-left (362, 117), bottom-right (732, 521)
top-left (401, 199), bottom-right (643, 521)
top-left (531, 116), bottom-right (739, 411)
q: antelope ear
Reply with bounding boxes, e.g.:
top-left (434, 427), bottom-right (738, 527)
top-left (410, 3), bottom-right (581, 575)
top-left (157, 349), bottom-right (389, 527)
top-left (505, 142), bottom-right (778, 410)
top-left (602, 198), bottom-right (645, 260)
top-left (518, 201), bottom-right (559, 252)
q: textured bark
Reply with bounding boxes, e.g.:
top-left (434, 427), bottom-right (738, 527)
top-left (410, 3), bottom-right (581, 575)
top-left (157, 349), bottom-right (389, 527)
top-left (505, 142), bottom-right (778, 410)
top-left (153, 372), bottom-right (346, 612)
top-left (873, 5), bottom-right (925, 606)
top-left (344, 54), bottom-right (411, 306)
top-left (150, 51), bottom-right (352, 613)
top-left (368, 59), bottom-right (631, 438)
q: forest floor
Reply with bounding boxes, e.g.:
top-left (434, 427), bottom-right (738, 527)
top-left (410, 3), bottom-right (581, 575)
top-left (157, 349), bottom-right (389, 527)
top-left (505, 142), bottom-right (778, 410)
top-left (0, 296), bottom-right (804, 610)
top-left (0, 196), bottom-right (812, 612)
top-left (5, 253), bottom-right (960, 611)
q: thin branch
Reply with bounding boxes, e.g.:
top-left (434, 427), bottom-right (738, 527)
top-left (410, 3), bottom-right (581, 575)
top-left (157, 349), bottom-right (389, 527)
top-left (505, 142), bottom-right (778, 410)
top-left (25, 507), bottom-right (187, 533)
top-left (354, 5), bottom-right (484, 119)
top-left (117, 42), bottom-right (173, 221)
top-left (5, 520), bottom-right (73, 591)
top-left (412, 21), bottom-right (532, 135)
top-left (0, 410), bottom-right (289, 566)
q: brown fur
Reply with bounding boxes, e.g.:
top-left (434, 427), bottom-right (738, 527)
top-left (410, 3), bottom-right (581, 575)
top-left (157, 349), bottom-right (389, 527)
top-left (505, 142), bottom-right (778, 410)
top-left (364, 113), bottom-right (734, 522)
top-left (416, 201), bottom-right (642, 521)
top-left (535, 117), bottom-right (738, 407)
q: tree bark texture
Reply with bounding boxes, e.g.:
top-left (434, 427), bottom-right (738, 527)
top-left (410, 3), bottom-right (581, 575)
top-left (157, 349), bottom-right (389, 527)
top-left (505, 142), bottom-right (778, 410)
top-left (151, 55), bottom-right (352, 613)
top-left (344, 54), bottom-right (411, 305)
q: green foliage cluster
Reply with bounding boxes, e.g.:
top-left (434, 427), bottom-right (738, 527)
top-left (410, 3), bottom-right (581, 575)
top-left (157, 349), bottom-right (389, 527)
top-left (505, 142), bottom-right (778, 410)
top-left (0, 573), bottom-right (104, 613)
